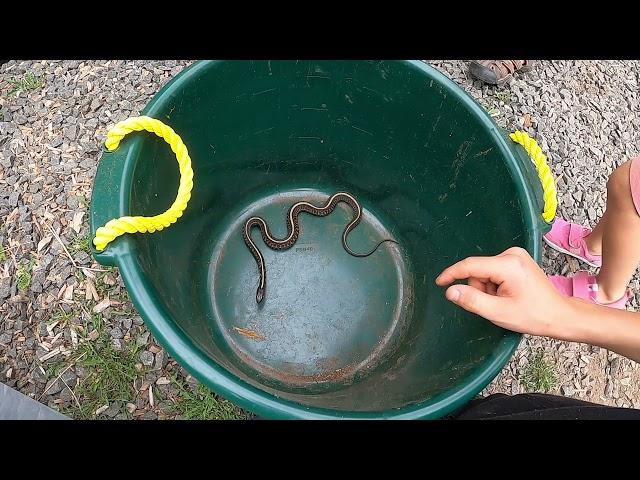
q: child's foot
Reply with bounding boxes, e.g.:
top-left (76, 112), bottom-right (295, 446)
top-left (549, 271), bottom-right (630, 309)
top-left (543, 217), bottom-right (602, 268)
top-left (468, 60), bottom-right (534, 85)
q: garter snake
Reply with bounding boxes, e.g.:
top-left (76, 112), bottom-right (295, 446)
top-left (242, 192), bottom-right (398, 303)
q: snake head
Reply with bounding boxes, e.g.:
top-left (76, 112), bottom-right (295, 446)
top-left (256, 286), bottom-right (265, 304)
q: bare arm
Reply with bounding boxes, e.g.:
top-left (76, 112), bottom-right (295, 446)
top-left (436, 247), bottom-right (640, 363)
top-left (558, 298), bottom-right (640, 362)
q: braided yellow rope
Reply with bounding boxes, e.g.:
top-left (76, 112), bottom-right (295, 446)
top-left (510, 130), bottom-right (557, 223)
top-left (93, 116), bottom-right (194, 251)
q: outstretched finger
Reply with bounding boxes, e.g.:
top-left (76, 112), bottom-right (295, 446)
top-left (436, 256), bottom-right (513, 286)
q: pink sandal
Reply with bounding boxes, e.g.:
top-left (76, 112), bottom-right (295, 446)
top-left (543, 217), bottom-right (602, 268)
top-left (549, 271), bottom-right (630, 309)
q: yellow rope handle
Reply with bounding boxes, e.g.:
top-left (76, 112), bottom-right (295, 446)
top-left (510, 130), bottom-right (557, 223)
top-left (93, 116), bottom-right (194, 251)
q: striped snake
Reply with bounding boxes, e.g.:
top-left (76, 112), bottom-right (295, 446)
top-left (243, 192), bottom-right (398, 303)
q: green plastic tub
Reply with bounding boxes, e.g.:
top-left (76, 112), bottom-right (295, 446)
top-left (90, 60), bottom-right (549, 419)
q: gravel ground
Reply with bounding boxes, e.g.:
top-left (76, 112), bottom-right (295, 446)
top-left (1, 60), bottom-right (639, 418)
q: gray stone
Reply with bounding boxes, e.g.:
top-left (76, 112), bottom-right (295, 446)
top-left (44, 378), bottom-right (64, 396)
top-left (140, 350), bottom-right (154, 367)
top-left (90, 98), bottom-right (102, 111)
top-left (59, 387), bottom-right (74, 403)
top-left (154, 349), bottom-right (167, 370)
top-left (103, 401), bottom-right (123, 418)
top-left (66, 196), bottom-right (79, 209)
top-left (136, 331), bottom-right (150, 346)
top-left (75, 252), bottom-right (90, 264)
top-left (63, 125), bottom-right (77, 141)
top-left (60, 370), bottom-right (77, 387)
top-left (110, 327), bottom-right (124, 339)
top-left (8, 192), bottom-right (19, 207)
top-left (80, 158), bottom-right (96, 169)
top-left (31, 270), bottom-right (46, 293)
top-left (141, 411), bottom-right (158, 420)
top-left (0, 278), bottom-right (10, 300)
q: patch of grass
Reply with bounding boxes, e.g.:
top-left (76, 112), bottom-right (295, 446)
top-left (170, 378), bottom-right (248, 420)
top-left (88, 312), bottom-right (105, 332)
top-left (79, 195), bottom-right (90, 210)
top-left (486, 105), bottom-right (501, 118)
top-left (7, 72), bottom-right (45, 96)
top-left (94, 277), bottom-right (109, 298)
top-left (495, 90), bottom-right (511, 104)
top-left (45, 358), bottom-right (69, 380)
top-left (110, 299), bottom-right (136, 318)
top-left (51, 308), bottom-right (74, 328)
top-left (69, 234), bottom-right (91, 255)
top-left (16, 261), bottom-right (34, 292)
top-left (94, 267), bottom-right (118, 297)
top-left (74, 269), bottom-right (85, 283)
top-left (0, 244), bottom-right (6, 262)
top-left (65, 318), bottom-right (145, 419)
top-left (521, 351), bottom-right (557, 393)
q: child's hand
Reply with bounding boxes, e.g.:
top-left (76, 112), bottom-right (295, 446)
top-left (436, 247), bottom-right (571, 337)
